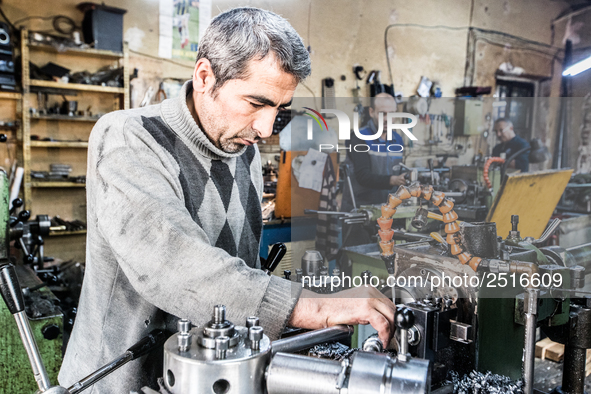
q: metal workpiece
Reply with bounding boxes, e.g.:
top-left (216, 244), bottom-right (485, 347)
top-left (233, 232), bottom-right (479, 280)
top-left (266, 351), bottom-right (430, 394)
top-left (163, 306), bottom-right (271, 394)
top-left (522, 288), bottom-right (540, 394)
top-left (301, 250), bottom-right (324, 277)
top-left (460, 222), bottom-right (499, 259)
top-left (271, 325), bottom-right (353, 355)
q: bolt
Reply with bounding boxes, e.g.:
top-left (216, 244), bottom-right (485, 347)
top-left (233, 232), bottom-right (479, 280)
top-left (249, 326), bottom-right (264, 351)
top-left (177, 319), bottom-right (191, 333)
top-left (511, 215), bottom-right (519, 231)
top-left (283, 270), bottom-right (291, 280)
top-left (215, 336), bottom-right (229, 359)
top-left (177, 332), bottom-right (191, 352)
top-left (246, 316), bottom-right (259, 328)
top-left (213, 305), bottom-right (226, 324)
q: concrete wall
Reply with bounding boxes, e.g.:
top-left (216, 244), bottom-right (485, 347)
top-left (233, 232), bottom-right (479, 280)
top-left (4, 0), bottom-right (586, 168)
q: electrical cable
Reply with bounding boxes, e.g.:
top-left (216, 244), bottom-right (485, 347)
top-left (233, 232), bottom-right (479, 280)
top-left (129, 49), bottom-right (195, 69)
top-left (52, 16), bottom-right (77, 35)
top-left (384, 23), bottom-right (566, 89)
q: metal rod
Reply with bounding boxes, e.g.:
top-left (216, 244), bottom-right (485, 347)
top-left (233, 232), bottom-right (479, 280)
top-left (68, 352), bottom-right (133, 394)
top-left (562, 345), bottom-right (587, 394)
top-left (14, 311), bottom-right (51, 391)
top-left (534, 219), bottom-right (561, 245)
top-left (271, 325), bottom-right (353, 355)
top-left (522, 288), bottom-right (539, 394)
top-left (304, 210), bottom-right (349, 216)
top-left (344, 165), bottom-right (357, 210)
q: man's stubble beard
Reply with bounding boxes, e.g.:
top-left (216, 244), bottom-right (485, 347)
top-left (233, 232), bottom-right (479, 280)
top-left (197, 92), bottom-right (259, 154)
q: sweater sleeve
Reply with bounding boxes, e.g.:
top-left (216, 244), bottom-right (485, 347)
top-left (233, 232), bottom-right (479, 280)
top-left (348, 136), bottom-right (392, 189)
top-left (90, 117), bottom-right (300, 339)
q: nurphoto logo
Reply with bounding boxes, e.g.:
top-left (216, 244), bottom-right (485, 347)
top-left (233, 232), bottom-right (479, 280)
top-left (304, 109), bottom-right (419, 152)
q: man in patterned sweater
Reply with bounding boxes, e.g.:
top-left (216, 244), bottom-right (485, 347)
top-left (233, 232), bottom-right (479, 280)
top-left (59, 7), bottom-right (395, 392)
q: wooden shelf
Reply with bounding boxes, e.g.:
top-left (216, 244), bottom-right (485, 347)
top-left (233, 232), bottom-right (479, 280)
top-left (48, 229), bottom-right (87, 237)
top-left (31, 182), bottom-right (86, 188)
top-left (30, 141), bottom-right (89, 148)
top-left (29, 80), bottom-right (125, 93)
top-left (0, 92), bottom-right (21, 100)
top-left (28, 42), bottom-right (123, 59)
top-left (31, 114), bottom-right (100, 122)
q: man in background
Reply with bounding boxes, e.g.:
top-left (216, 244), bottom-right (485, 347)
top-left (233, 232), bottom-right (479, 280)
top-left (341, 93), bottom-right (407, 214)
top-left (492, 118), bottom-right (530, 172)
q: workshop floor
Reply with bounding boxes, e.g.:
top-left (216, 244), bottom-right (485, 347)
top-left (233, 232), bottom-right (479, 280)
top-left (534, 358), bottom-right (591, 393)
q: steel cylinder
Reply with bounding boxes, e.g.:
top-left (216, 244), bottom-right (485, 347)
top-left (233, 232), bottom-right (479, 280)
top-left (267, 351), bottom-right (430, 394)
top-left (266, 352), bottom-right (343, 394)
top-left (301, 250), bottom-right (324, 277)
top-left (348, 352), bottom-right (430, 394)
top-left (460, 222), bottom-right (499, 259)
top-left (163, 327), bottom-right (271, 394)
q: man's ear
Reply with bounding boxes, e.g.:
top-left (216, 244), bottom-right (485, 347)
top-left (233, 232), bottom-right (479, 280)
top-left (193, 58), bottom-right (215, 94)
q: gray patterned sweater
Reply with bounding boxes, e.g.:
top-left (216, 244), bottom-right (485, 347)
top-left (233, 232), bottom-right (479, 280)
top-left (58, 81), bottom-right (300, 393)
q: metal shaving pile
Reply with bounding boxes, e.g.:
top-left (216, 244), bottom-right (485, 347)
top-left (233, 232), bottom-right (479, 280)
top-left (307, 342), bottom-right (357, 360)
top-left (446, 370), bottom-right (524, 394)
top-left (307, 341), bottom-right (398, 361)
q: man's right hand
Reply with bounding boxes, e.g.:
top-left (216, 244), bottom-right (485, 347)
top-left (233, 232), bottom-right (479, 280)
top-left (288, 287), bottom-right (396, 347)
top-left (389, 173), bottom-right (407, 187)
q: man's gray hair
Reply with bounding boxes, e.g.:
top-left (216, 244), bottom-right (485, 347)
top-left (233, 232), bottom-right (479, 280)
top-left (494, 117), bottom-right (513, 127)
top-left (197, 7), bottom-right (311, 94)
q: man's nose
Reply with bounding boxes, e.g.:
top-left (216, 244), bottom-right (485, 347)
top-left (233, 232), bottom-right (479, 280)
top-left (252, 108), bottom-right (278, 139)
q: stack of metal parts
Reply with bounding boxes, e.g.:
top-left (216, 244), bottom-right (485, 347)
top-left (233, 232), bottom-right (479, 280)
top-left (445, 370), bottom-right (524, 394)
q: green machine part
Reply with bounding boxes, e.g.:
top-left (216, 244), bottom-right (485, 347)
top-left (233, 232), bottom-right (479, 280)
top-left (0, 268), bottom-right (64, 394)
top-left (0, 170), bottom-right (63, 393)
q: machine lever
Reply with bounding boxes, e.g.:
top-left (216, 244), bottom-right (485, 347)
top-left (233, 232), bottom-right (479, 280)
top-left (0, 263), bottom-right (52, 391)
top-left (263, 243), bottom-right (287, 275)
top-left (68, 329), bottom-right (166, 394)
top-left (10, 198), bottom-right (23, 215)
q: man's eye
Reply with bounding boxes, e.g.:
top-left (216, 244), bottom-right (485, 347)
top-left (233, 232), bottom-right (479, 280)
top-left (250, 102), bottom-right (264, 108)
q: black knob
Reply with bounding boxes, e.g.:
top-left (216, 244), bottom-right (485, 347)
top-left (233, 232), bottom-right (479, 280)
top-left (263, 243), bottom-right (287, 273)
top-left (395, 307), bottom-right (415, 330)
top-left (24, 254), bottom-right (34, 264)
top-left (283, 270), bottom-right (291, 280)
top-left (10, 198), bottom-right (23, 214)
top-left (0, 134), bottom-right (7, 143)
top-left (18, 210), bottom-right (30, 223)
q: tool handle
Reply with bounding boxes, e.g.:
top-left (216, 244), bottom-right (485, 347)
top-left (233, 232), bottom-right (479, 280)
top-left (263, 243), bottom-right (287, 274)
top-left (126, 329), bottom-right (167, 360)
top-left (0, 263), bottom-right (25, 315)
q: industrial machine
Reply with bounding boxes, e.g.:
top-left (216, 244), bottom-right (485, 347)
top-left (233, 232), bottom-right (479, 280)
top-left (342, 182), bottom-right (591, 394)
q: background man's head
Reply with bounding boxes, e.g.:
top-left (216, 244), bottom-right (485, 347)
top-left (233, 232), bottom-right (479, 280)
top-left (192, 7), bottom-right (311, 153)
top-left (369, 93), bottom-right (397, 135)
top-left (494, 118), bottom-right (516, 143)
